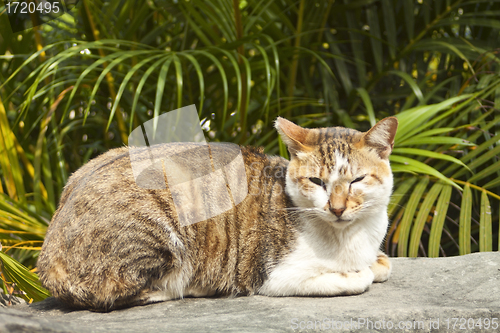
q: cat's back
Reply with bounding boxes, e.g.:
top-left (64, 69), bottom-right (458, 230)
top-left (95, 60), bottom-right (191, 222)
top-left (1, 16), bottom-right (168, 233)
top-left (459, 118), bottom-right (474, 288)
top-left (40, 142), bottom-right (255, 264)
top-left (37, 142), bottom-right (293, 310)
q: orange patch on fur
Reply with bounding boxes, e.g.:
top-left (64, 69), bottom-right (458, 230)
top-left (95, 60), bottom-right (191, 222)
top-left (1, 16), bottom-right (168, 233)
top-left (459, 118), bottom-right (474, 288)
top-left (376, 256), bottom-right (391, 269)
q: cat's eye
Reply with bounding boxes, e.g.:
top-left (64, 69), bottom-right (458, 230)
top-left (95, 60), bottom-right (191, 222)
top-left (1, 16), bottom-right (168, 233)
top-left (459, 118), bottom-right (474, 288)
top-left (309, 177), bottom-right (325, 188)
top-left (351, 175), bottom-right (365, 184)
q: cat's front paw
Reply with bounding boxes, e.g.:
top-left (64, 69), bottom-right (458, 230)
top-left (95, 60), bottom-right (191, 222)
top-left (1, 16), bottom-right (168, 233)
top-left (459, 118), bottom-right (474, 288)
top-left (336, 267), bottom-right (374, 296)
top-left (370, 251), bottom-right (392, 283)
top-left (354, 266), bottom-right (375, 293)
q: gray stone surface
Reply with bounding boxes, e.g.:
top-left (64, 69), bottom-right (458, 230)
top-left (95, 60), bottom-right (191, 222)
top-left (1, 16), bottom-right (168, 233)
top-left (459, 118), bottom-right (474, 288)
top-left (1, 252), bottom-right (499, 332)
top-left (0, 292), bottom-right (26, 308)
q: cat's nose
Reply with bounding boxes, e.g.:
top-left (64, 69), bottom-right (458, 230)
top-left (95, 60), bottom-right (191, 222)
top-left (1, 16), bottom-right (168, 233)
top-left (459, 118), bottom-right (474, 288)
top-left (330, 206), bottom-right (346, 217)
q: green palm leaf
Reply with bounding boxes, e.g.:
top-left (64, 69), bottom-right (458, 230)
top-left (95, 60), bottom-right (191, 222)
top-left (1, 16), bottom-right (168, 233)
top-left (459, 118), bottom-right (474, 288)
top-left (2, 0), bottom-right (500, 302)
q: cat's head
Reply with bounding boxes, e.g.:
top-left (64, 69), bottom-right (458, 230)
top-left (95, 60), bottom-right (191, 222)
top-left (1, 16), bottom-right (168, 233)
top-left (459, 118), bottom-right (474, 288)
top-left (275, 117), bottom-right (398, 228)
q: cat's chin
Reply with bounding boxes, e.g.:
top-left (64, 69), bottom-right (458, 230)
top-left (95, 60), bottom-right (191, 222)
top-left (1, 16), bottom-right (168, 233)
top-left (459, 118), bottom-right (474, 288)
top-left (316, 215), bottom-right (355, 228)
top-left (331, 219), bottom-right (355, 228)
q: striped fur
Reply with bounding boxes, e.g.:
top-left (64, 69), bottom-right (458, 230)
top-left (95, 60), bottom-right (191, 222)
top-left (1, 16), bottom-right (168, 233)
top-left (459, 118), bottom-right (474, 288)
top-left (37, 117), bottom-right (397, 311)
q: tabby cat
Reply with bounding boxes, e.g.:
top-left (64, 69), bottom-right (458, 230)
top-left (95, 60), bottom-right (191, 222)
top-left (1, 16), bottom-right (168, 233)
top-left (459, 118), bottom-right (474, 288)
top-left (37, 116), bottom-right (398, 311)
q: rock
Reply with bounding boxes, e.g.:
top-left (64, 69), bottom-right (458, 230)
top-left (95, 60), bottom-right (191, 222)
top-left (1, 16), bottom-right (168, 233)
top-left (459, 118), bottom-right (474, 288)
top-left (1, 252), bottom-right (499, 332)
top-left (0, 292), bottom-right (26, 308)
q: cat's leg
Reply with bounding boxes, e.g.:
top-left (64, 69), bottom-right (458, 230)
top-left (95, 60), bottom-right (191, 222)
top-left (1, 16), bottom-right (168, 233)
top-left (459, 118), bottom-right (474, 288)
top-left (119, 290), bottom-right (177, 309)
top-left (370, 251), bottom-right (392, 283)
top-left (259, 266), bottom-right (374, 297)
top-left (123, 284), bottom-right (217, 308)
top-left (184, 286), bottom-right (217, 297)
top-left (117, 271), bottom-right (203, 308)
top-left (301, 267), bottom-right (375, 296)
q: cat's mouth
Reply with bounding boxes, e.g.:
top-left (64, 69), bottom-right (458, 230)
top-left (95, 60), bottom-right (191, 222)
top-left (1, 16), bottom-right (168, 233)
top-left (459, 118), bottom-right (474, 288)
top-left (323, 217), bottom-right (354, 228)
top-left (329, 216), bottom-right (354, 225)
top-left (315, 210), bottom-right (354, 225)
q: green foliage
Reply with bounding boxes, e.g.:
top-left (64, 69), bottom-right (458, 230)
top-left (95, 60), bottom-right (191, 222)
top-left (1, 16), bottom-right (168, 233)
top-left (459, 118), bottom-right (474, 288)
top-left (0, 0), bottom-right (499, 302)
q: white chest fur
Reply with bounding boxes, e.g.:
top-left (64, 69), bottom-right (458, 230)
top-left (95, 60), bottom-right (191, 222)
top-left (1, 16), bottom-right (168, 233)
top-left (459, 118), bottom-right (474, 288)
top-left (258, 209), bottom-right (388, 297)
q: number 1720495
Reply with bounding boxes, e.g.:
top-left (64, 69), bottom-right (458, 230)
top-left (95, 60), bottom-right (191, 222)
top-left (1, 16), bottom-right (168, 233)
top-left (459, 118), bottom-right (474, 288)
top-left (6, 1), bottom-right (61, 14)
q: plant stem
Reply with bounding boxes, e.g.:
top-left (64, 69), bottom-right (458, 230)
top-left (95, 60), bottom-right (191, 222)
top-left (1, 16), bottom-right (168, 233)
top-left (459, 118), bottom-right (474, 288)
top-left (286, 0), bottom-right (306, 118)
top-left (232, 0), bottom-right (248, 144)
top-left (82, 0), bottom-right (128, 144)
top-left (308, 0), bottom-right (334, 78)
top-left (450, 178), bottom-right (500, 201)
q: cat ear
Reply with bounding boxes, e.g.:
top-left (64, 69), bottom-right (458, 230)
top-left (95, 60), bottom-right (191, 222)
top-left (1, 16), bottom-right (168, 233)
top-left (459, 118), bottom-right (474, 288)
top-left (362, 117), bottom-right (398, 159)
top-left (275, 117), bottom-right (314, 156)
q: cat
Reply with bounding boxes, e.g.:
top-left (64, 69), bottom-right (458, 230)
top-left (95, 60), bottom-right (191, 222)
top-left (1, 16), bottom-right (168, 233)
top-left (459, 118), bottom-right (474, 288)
top-left (37, 116), bottom-right (398, 311)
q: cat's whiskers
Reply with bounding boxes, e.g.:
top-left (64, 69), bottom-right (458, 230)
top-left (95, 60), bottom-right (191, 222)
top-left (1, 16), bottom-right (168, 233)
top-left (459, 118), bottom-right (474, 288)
top-left (281, 207), bottom-right (331, 222)
top-left (281, 207), bottom-right (323, 212)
